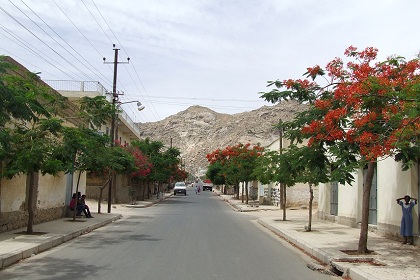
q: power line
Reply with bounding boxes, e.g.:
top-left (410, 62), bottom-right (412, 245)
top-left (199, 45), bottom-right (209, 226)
top-left (19, 0), bottom-right (112, 86)
top-left (133, 95), bottom-right (265, 103)
top-left (0, 46), bottom-right (62, 79)
top-left (52, 0), bottom-right (113, 88)
top-left (91, 0), bottom-right (162, 121)
top-left (10, 0), bottom-right (97, 81)
top-left (80, 0), bottom-right (130, 95)
top-left (0, 24), bottom-right (81, 80)
top-left (0, 5), bottom-right (88, 81)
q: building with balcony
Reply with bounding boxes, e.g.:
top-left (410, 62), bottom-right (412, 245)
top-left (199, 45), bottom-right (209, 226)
top-left (44, 80), bottom-right (144, 204)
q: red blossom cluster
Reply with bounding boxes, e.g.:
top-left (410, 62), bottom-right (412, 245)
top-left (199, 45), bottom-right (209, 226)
top-left (295, 46), bottom-right (420, 160)
top-left (126, 146), bottom-right (152, 178)
top-left (206, 143), bottom-right (264, 165)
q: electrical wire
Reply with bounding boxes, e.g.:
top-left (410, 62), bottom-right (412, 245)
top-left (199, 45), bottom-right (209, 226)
top-left (52, 0), bottom-right (113, 89)
top-left (10, 0), bottom-right (97, 81)
top-left (20, 0), bottom-right (112, 86)
top-left (91, 0), bottom-right (162, 121)
top-left (0, 5), bottom-right (89, 81)
top-left (0, 24), bottom-right (81, 80)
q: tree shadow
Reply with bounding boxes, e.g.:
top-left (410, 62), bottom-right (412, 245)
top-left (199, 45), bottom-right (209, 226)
top-left (0, 257), bottom-right (104, 280)
top-left (70, 232), bottom-right (162, 250)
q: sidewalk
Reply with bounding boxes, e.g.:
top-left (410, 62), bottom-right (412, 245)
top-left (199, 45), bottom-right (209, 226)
top-left (214, 190), bottom-right (420, 280)
top-left (0, 192), bottom-right (172, 270)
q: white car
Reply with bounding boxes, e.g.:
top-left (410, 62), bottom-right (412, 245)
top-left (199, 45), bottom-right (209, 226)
top-left (173, 182), bottom-right (187, 196)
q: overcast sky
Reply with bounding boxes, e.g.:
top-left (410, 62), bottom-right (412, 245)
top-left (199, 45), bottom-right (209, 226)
top-left (1, 0), bottom-right (419, 123)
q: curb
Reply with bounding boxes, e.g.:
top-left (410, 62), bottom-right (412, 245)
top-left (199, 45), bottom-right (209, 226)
top-left (124, 194), bottom-right (173, 208)
top-left (214, 192), bottom-right (265, 212)
top-left (257, 218), bottom-right (373, 280)
top-left (0, 214), bottom-right (121, 270)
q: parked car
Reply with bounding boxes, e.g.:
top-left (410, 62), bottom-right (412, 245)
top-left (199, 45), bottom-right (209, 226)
top-left (174, 182), bottom-right (187, 196)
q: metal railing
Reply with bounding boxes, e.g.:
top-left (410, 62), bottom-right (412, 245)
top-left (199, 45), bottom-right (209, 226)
top-left (118, 109), bottom-right (141, 136)
top-left (44, 80), bottom-right (108, 96)
top-left (44, 80), bottom-right (140, 137)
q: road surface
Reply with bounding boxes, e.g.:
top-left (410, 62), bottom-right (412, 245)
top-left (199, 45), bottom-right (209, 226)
top-left (0, 188), bottom-right (336, 279)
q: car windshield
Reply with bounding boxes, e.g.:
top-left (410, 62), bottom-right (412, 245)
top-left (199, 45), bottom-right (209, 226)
top-left (175, 182), bottom-right (185, 187)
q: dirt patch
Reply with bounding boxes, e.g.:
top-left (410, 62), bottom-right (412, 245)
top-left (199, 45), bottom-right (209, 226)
top-left (334, 258), bottom-right (386, 266)
top-left (14, 231), bottom-right (48, 235)
top-left (340, 249), bottom-right (378, 255)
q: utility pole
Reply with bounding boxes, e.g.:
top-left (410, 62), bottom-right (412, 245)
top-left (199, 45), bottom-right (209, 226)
top-left (103, 44), bottom-right (129, 213)
top-left (279, 119), bottom-right (286, 221)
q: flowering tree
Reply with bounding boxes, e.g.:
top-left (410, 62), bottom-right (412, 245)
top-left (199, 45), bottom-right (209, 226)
top-left (206, 143), bottom-right (264, 203)
top-left (261, 46), bottom-right (420, 253)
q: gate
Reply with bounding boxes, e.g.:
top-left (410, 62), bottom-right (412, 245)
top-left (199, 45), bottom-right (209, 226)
top-left (364, 167), bottom-right (378, 225)
top-left (330, 181), bottom-right (338, 216)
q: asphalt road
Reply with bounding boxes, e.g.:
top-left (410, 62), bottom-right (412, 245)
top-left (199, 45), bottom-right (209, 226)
top-left (0, 189), bottom-right (336, 280)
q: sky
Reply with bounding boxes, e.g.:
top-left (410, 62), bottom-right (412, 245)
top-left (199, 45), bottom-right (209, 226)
top-left (1, 0), bottom-right (419, 123)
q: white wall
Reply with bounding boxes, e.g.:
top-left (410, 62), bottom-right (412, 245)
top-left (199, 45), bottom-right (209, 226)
top-left (318, 158), bottom-right (419, 236)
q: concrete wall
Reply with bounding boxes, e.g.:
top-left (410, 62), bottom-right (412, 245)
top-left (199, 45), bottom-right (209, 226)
top-left (0, 171), bottom-right (84, 233)
top-left (318, 159), bottom-right (419, 238)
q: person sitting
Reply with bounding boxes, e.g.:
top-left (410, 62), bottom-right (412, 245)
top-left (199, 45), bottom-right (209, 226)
top-left (81, 194), bottom-right (93, 218)
top-left (70, 193), bottom-right (90, 217)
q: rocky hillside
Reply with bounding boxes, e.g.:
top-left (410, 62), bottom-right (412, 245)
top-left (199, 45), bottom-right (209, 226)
top-left (137, 101), bottom-right (307, 176)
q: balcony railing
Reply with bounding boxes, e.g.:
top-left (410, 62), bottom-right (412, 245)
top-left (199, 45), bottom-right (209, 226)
top-left (45, 80), bottom-right (108, 96)
top-left (44, 80), bottom-right (140, 138)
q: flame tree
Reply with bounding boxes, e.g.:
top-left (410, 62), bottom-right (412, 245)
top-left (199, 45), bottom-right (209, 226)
top-left (261, 46), bottom-right (420, 253)
top-left (206, 143), bottom-right (264, 203)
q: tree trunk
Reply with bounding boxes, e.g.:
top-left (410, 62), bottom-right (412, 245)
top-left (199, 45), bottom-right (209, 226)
top-left (235, 184), bottom-right (239, 200)
top-left (26, 171), bottom-right (39, 234)
top-left (280, 183), bottom-right (284, 210)
top-left (98, 176), bottom-right (111, 214)
top-left (245, 181), bottom-right (249, 204)
top-left (142, 181), bottom-right (147, 201)
top-left (223, 185), bottom-right (227, 195)
top-left (241, 183), bottom-right (244, 203)
top-left (307, 184), bottom-right (314, 232)
top-left (358, 161), bottom-right (375, 253)
top-left (282, 185), bottom-right (287, 221)
top-left (72, 171), bottom-right (83, 221)
top-left (0, 162), bottom-right (2, 216)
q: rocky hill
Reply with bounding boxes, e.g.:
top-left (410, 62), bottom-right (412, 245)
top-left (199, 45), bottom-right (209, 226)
top-left (137, 101), bottom-right (307, 176)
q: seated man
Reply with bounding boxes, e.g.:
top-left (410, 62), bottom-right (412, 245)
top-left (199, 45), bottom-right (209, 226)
top-left (81, 194), bottom-right (93, 218)
top-left (69, 193), bottom-right (88, 217)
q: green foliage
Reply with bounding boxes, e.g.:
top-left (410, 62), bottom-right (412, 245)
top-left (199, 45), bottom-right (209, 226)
top-left (131, 138), bottom-right (182, 184)
top-left (206, 161), bottom-right (225, 185)
top-left (1, 117), bottom-right (65, 179)
top-left (77, 96), bottom-right (115, 129)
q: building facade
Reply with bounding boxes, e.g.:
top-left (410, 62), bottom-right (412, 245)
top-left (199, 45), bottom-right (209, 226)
top-left (318, 158), bottom-right (419, 240)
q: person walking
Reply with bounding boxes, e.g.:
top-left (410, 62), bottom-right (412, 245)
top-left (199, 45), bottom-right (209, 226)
top-left (396, 195), bottom-right (417, 245)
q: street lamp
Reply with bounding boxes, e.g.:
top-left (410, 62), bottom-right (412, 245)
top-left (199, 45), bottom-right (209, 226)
top-left (108, 100), bottom-right (145, 213)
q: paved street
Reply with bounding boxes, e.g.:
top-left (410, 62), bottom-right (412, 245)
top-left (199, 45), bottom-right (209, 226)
top-left (0, 188), bottom-right (335, 280)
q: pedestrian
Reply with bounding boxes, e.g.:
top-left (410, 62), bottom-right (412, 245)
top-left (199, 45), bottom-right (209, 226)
top-left (396, 195), bottom-right (417, 245)
top-left (81, 194), bottom-right (93, 218)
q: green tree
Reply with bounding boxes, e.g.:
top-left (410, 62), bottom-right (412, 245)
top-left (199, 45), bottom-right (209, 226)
top-left (207, 143), bottom-right (264, 203)
top-left (0, 57), bottom-right (67, 233)
top-left (206, 161), bottom-right (226, 193)
top-left (132, 138), bottom-right (164, 197)
top-left (261, 46), bottom-right (420, 253)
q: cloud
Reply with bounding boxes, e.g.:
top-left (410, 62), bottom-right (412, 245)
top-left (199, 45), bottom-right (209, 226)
top-left (1, 0), bottom-right (419, 123)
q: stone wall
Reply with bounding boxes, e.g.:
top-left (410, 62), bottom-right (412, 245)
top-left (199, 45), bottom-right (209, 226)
top-left (0, 206), bottom-right (66, 233)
